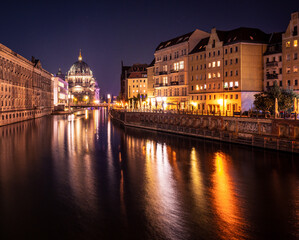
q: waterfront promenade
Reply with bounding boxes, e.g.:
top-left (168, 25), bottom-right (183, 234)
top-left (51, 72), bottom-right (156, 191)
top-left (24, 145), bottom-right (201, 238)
top-left (110, 109), bottom-right (299, 153)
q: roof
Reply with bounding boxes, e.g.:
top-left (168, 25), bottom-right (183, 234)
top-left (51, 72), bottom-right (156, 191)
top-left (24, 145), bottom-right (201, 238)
top-left (155, 31), bottom-right (194, 51)
top-left (189, 27), bottom-right (270, 54)
top-left (216, 27), bottom-right (270, 45)
top-left (189, 37), bottom-right (210, 54)
top-left (148, 59), bottom-right (155, 67)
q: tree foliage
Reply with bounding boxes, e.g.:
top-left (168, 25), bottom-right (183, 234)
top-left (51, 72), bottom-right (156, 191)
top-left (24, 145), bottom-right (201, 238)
top-left (254, 82), bottom-right (298, 113)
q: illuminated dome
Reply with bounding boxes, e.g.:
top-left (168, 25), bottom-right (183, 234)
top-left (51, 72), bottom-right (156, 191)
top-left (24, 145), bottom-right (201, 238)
top-left (68, 50), bottom-right (93, 76)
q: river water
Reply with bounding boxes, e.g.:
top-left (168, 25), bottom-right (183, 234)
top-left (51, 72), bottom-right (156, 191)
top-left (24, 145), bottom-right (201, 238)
top-left (0, 109), bottom-right (298, 240)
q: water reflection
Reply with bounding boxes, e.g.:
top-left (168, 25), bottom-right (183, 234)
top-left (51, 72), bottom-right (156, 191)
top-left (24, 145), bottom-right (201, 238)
top-left (211, 151), bottom-right (247, 239)
top-left (0, 110), bottom-right (298, 239)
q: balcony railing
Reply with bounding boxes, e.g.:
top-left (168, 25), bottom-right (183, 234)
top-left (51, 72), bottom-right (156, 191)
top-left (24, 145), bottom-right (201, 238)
top-left (170, 81), bottom-right (179, 85)
top-left (158, 71), bottom-right (167, 75)
top-left (266, 61), bottom-right (278, 67)
top-left (266, 73), bottom-right (278, 80)
top-left (170, 69), bottom-right (179, 73)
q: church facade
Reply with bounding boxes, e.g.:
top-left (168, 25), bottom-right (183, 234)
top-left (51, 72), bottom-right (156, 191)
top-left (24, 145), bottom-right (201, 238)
top-left (66, 51), bottom-right (100, 104)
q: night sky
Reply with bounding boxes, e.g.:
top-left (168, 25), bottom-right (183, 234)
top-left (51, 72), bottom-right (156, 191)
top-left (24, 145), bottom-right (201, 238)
top-left (0, 0), bottom-right (298, 95)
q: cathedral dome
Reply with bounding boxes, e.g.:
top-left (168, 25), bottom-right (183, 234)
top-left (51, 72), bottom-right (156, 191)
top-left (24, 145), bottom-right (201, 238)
top-left (68, 50), bottom-right (93, 76)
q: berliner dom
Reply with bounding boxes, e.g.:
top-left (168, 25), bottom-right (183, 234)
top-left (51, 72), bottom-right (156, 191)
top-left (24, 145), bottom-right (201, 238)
top-left (66, 50), bottom-right (100, 104)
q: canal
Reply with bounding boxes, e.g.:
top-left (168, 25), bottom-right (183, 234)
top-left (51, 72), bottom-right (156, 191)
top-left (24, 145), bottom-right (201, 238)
top-left (0, 109), bottom-right (298, 240)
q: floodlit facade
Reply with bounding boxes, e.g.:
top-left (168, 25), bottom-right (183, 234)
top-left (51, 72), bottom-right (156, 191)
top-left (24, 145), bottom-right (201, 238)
top-left (52, 69), bottom-right (69, 107)
top-left (146, 59), bottom-right (155, 105)
top-left (189, 27), bottom-right (269, 114)
top-left (0, 43), bottom-right (53, 126)
top-left (282, 11), bottom-right (299, 94)
top-left (153, 29), bottom-right (210, 109)
top-left (125, 64), bottom-right (148, 99)
top-left (66, 50), bottom-right (100, 104)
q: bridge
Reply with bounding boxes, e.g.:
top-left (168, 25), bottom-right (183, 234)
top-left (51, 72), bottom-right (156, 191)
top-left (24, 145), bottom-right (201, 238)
top-left (70, 103), bottom-right (113, 108)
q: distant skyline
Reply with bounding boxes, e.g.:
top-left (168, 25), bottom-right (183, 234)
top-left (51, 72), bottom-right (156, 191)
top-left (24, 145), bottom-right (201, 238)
top-left (0, 0), bottom-right (297, 95)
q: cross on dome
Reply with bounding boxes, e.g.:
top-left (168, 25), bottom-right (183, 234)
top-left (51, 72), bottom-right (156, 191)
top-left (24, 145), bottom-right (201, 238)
top-left (78, 49), bottom-right (82, 61)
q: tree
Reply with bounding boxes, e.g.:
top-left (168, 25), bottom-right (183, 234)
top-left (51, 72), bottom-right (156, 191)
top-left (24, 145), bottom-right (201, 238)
top-left (254, 81), bottom-right (298, 113)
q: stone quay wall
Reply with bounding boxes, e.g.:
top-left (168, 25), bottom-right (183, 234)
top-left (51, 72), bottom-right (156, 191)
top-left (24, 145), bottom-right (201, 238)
top-left (110, 109), bottom-right (299, 153)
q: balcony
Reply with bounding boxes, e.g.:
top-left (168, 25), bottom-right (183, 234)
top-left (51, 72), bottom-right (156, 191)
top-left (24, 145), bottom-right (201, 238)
top-left (170, 69), bottom-right (179, 73)
top-left (266, 61), bottom-right (278, 67)
top-left (159, 71), bottom-right (167, 75)
top-left (170, 81), bottom-right (179, 85)
top-left (266, 73), bottom-right (278, 80)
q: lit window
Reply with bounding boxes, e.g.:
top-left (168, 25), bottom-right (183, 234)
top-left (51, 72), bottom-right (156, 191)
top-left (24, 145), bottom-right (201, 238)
top-left (294, 66), bottom-right (298, 73)
top-left (179, 61), bottom-right (184, 70)
top-left (294, 40), bottom-right (298, 47)
top-left (229, 82), bottom-right (233, 87)
top-left (196, 85), bottom-right (199, 90)
top-left (286, 67), bottom-right (291, 73)
top-left (133, 90), bottom-right (135, 93)
top-left (224, 82), bottom-right (228, 88)
top-left (212, 61), bottom-right (216, 67)
top-left (144, 90), bottom-right (146, 93)
top-left (144, 85), bottom-right (145, 87)
top-left (136, 90), bottom-right (138, 92)
top-left (217, 61), bottom-right (220, 67)
top-left (286, 41), bottom-right (290, 48)
top-left (208, 63), bottom-right (211, 68)
top-left (200, 85), bottom-right (203, 90)
top-left (204, 84), bottom-right (206, 89)
top-left (235, 81), bottom-right (239, 87)
top-left (213, 73), bottom-right (216, 78)
top-left (208, 73), bottom-right (211, 79)
top-left (140, 85), bottom-right (142, 87)
top-left (174, 62), bottom-right (179, 71)
top-left (217, 72), bottom-right (220, 78)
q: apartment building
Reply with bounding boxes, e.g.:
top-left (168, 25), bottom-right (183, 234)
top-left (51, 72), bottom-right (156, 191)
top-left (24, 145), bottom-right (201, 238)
top-left (263, 33), bottom-right (283, 90)
top-left (189, 27), bottom-right (269, 114)
top-left (153, 29), bottom-right (209, 109)
top-left (282, 11), bottom-right (299, 93)
top-left (146, 59), bottom-right (155, 105)
top-left (125, 64), bottom-right (148, 99)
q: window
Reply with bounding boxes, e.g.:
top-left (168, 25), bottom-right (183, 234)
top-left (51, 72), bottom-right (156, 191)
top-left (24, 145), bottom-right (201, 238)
top-left (225, 60), bottom-right (227, 65)
top-left (224, 82), bottom-right (228, 88)
top-left (294, 40), bottom-right (298, 47)
top-left (208, 73), bottom-right (211, 79)
top-left (279, 56), bottom-right (282, 61)
top-left (196, 85), bottom-right (199, 90)
top-left (235, 81), bottom-right (239, 87)
top-left (235, 94), bottom-right (238, 99)
top-left (287, 80), bottom-right (291, 86)
top-left (230, 59), bottom-right (233, 65)
top-left (209, 95), bottom-right (211, 100)
top-left (294, 53), bottom-right (298, 60)
top-left (204, 84), bottom-right (206, 89)
top-left (191, 86), bottom-right (194, 90)
top-left (230, 94), bottom-right (233, 99)
top-left (208, 63), bottom-right (211, 68)
top-left (229, 82), bottom-right (233, 87)
top-left (179, 61), bottom-right (184, 70)
top-left (230, 48), bottom-right (232, 53)
top-left (279, 81), bottom-right (282, 87)
top-left (294, 66), bottom-right (298, 73)
top-left (286, 67), bottom-right (291, 73)
top-left (225, 72), bottom-right (228, 77)
top-left (218, 50), bottom-right (220, 55)
top-left (209, 52), bottom-right (211, 58)
top-left (286, 41), bottom-right (290, 48)
top-left (214, 95), bottom-right (216, 100)
top-left (230, 71), bottom-right (233, 76)
top-left (213, 73), bottom-right (216, 78)
top-left (217, 60), bottom-right (220, 67)
top-left (286, 54), bottom-right (290, 61)
top-left (174, 62), bottom-right (179, 71)
top-left (225, 49), bottom-right (227, 54)
top-left (235, 58), bottom-right (238, 64)
top-left (217, 72), bottom-right (220, 78)
top-left (235, 46), bottom-right (238, 52)
top-left (236, 70), bottom-right (238, 76)
top-left (295, 80), bottom-right (298, 86)
top-left (212, 61), bottom-right (216, 67)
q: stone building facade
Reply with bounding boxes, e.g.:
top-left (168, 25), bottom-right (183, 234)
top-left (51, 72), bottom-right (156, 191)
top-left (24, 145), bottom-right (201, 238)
top-left (282, 11), bottom-right (299, 94)
top-left (153, 29), bottom-right (209, 109)
top-left (189, 27), bottom-right (269, 114)
top-left (0, 43), bottom-right (53, 126)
